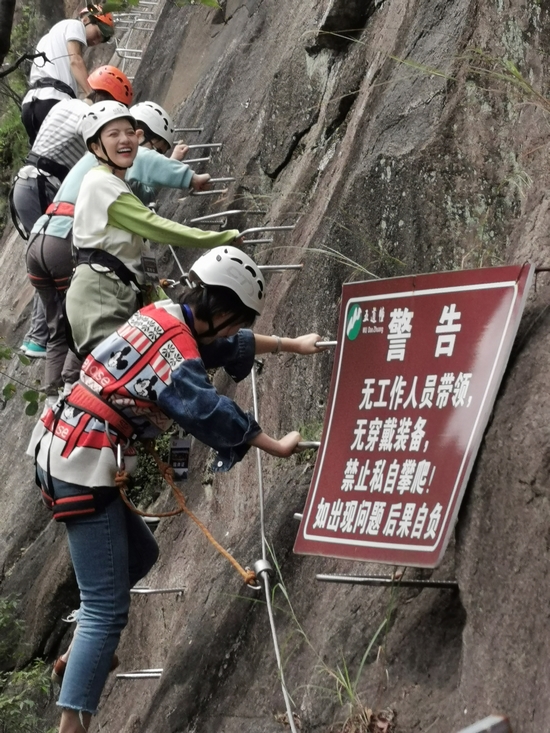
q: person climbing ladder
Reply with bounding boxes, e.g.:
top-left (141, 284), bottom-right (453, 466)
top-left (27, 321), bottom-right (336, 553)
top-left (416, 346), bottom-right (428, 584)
top-left (21, 4), bottom-right (115, 144)
top-left (28, 246), bottom-right (325, 733)
top-left (65, 101), bottom-right (241, 359)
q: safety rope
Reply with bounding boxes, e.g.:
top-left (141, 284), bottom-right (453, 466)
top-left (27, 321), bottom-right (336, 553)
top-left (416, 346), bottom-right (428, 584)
top-left (114, 442), bottom-right (257, 586)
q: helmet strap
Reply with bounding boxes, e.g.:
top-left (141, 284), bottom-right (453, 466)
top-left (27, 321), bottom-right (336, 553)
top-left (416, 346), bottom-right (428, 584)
top-left (195, 286), bottom-right (241, 340)
top-left (96, 137), bottom-right (133, 172)
top-left (198, 313), bottom-right (242, 340)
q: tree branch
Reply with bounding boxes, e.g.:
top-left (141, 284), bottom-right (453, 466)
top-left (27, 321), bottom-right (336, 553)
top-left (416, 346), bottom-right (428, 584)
top-left (0, 51), bottom-right (48, 80)
top-left (0, 0), bottom-right (16, 67)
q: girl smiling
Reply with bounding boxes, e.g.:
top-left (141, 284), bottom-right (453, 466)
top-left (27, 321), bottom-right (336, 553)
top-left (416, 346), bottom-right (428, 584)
top-left (66, 101), bottom-right (239, 359)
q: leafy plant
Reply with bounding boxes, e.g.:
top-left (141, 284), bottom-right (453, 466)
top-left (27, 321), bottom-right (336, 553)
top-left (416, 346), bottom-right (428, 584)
top-left (0, 4), bottom-right (41, 234)
top-left (294, 420), bottom-right (323, 464)
top-left (101, 0), bottom-right (140, 10)
top-left (0, 596), bottom-right (54, 733)
top-left (0, 596), bottom-right (24, 663)
top-left (0, 338), bottom-right (44, 415)
top-left (0, 661), bottom-right (55, 733)
top-left (128, 433), bottom-right (173, 507)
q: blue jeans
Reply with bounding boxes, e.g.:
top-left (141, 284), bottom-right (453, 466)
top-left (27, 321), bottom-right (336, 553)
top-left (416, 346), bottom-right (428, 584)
top-left (37, 467), bottom-right (159, 714)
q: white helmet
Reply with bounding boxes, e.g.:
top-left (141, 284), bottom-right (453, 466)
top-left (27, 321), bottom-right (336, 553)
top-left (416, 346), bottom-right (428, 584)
top-left (189, 246), bottom-right (266, 315)
top-left (81, 101), bottom-right (135, 146)
top-left (131, 101), bottom-right (175, 149)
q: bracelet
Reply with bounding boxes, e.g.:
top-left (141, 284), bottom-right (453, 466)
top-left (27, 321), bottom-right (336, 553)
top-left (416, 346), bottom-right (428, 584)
top-left (271, 335), bottom-right (282, 354)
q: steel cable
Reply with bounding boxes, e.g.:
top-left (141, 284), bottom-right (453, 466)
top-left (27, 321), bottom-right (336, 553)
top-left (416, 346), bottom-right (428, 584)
top-left (250, 365), bottom-right (299, 733)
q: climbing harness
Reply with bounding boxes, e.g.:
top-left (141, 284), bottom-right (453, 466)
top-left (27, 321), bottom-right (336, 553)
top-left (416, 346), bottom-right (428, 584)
top-left (27, 77), bottom-right (77, 99)
top-left (40, 383), bottom-right (258, 586)
top-left (75, 248), bottom-right (142, 295)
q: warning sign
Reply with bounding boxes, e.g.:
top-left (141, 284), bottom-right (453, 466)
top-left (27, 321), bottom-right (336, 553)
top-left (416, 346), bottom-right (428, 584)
top-left (294, 264), bottom-right (534, 567)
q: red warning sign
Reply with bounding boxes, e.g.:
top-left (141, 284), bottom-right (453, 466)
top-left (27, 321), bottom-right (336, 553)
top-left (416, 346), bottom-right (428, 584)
top-left (294, 264), bottom-right (534, 567)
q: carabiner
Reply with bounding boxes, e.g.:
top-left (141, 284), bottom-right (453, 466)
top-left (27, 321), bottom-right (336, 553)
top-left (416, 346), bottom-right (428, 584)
top-left (117, 443), bottom-right (125, 472)
top-left (105, 421), bottom-right (130, 471)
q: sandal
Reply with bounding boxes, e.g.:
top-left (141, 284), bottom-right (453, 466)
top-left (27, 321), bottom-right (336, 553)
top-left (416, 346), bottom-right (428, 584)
top-left (51, 653), bottom-right (120, 685)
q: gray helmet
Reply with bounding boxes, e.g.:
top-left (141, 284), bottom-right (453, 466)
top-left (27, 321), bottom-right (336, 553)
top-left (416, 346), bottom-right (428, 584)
top-left (189, 246), bottom-right (265, 315)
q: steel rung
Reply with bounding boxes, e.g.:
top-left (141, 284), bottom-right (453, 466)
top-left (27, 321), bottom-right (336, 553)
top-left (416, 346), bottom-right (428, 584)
top-left (240, 225), bottom-right (295, 236)
top-left (315, 574), bottom-right (459, 589)
top-left (116, 668), bottom-right (163, 680)
top-left (189, 189), bottom-right (229, 196)
top-left (259, 264), bottom-right (303, 271)
top-left (185, 143), bottom-right (222, 150)
top-left (177, 264), bottom-right (302, 281)
top-left (455, 715), bottom-right (511, 733)
top-left (190, 209), bottom-right (242, 223)
top-left (130, 587), bottom-right (185, 594)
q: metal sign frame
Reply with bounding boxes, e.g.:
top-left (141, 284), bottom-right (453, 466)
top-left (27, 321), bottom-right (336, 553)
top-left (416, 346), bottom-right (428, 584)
top-left (295, 264), bottom-right (534, 567)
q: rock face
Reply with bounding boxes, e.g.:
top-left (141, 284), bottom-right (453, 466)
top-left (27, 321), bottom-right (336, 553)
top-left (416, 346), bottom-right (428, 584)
top-left (2, 0), bottom-right (550, 731)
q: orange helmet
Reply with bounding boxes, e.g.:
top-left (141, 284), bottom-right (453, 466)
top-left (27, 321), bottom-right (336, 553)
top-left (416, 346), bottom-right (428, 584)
top-left (80, 4), bottom-right (115, 41)
top-left (88, 66), bottom-right (133, 105)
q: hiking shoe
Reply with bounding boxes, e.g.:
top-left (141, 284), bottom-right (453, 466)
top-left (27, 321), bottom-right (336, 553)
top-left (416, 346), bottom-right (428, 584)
top-left (24, 342), bottom-right (47, 358)
top-left (51, 653), bottom-right (120, 685)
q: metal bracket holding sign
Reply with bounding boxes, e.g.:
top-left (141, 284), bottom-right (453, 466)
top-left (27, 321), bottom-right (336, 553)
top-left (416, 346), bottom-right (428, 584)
top-left (294, 264), bottom-right (534, 568)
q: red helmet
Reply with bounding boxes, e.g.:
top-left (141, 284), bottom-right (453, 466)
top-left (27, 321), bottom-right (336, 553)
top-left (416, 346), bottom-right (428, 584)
top-left (88, 66), bottom-right (133, 105)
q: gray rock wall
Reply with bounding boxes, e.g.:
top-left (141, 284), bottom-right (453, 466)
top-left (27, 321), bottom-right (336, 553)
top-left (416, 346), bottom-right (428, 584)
top-left (1, 0), bottom-right (550, 731)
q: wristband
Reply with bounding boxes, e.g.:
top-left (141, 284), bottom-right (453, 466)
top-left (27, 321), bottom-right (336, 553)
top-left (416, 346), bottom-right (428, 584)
top-left (271, 335), bottom-right (282, 354)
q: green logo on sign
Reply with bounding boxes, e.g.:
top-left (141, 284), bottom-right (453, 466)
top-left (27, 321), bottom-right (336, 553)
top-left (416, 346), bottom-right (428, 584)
top-left (346, 304), bottom-right (362, 340)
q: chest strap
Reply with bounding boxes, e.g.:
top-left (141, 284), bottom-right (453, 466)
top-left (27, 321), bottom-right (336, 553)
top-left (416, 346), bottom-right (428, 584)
top-left (66, 383), bottom-right (136, 440)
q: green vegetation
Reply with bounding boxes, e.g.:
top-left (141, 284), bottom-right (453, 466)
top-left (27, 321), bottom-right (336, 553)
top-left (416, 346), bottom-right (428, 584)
top-left (0, 337), bottom-right (44, 415)
top-left (0, 597), bottom-right (55, 733)
top-left (294, 419), bottom-right (323, 464)
top-left (0, 4), bottom-right (41, 235)
top-left (128, 433), bottom-right (173, 507)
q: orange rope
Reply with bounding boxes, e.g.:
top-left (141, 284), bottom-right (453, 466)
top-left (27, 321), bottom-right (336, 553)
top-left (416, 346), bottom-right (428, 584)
top-left (114, 444), bottom-right (257, 586)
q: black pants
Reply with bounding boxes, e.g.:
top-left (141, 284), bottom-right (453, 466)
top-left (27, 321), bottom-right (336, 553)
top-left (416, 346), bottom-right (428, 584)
top-left (21, 98), bottom-right (60, 145)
